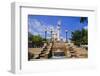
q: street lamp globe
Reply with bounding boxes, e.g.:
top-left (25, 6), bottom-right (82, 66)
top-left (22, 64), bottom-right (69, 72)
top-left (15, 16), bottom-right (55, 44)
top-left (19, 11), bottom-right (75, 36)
top-left (65, 30), bottom-right (68, 32)
top-left (45, 27), bottom-right (48, 32)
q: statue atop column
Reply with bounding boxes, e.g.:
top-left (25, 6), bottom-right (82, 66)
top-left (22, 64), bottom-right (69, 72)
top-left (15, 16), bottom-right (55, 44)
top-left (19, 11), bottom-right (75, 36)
top-left (49, 20), bottom-right (61, 42)
top-left (56, 20), bottom-right (61, 41)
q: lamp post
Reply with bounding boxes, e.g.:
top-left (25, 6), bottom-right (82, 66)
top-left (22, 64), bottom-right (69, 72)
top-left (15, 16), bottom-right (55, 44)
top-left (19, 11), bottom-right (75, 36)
top-left (65, 30), bottom-right (68, 42)
top-left (50, 27), bottom-right (53, 42)
top-left (45, 28), bottom-right (47, 41)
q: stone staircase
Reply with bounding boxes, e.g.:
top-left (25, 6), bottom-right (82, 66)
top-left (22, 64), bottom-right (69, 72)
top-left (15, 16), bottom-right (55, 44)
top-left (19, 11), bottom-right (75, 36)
top-left (68, 46), bottom-right (77, 58)
top-left (67, 45), bottom-right (88, 58)
top-left (51, 42), bottom-right (68, 57)
top-left (35, 43), bottom-right (53, 59)
top-left (35, 42), bottom-right (69, 59)
top-left (29, 42), bottom-right (88, 60)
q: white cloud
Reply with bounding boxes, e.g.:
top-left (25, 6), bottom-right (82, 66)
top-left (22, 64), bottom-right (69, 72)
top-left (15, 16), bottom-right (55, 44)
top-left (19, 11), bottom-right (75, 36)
top-left (28, 19), bottom-right (54, 38)
top-left (29, 19), bottom-right (44, 30)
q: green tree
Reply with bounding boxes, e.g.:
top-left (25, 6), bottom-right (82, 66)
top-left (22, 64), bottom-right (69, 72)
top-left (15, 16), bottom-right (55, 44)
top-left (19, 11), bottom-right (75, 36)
top-left (81, 29), bottom-right (88, 45)
top-left (71, 29), bottom-right (88, 46)
top-left (28, 31), bottom-right (50, 48)
top-left (71, 30), bottom-right (82, 46)
top-left (31, 35), bottom-right (44, 47)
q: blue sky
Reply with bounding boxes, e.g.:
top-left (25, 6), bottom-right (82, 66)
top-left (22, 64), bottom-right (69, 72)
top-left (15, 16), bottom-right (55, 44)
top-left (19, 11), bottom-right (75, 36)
top-left (28, 15), bottom-right (88, 41)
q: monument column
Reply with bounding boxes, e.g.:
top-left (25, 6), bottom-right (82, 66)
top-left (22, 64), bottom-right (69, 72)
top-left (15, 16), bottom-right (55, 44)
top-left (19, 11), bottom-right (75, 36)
top-left (57, 26), bottom-right (60, 41)
top-left (57, 20), bottom-right (61, 41)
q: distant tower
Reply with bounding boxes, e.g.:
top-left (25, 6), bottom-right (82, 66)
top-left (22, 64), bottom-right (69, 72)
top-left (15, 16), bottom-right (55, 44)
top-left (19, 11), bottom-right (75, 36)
top-left (57, 20), bottom-right (61, 41)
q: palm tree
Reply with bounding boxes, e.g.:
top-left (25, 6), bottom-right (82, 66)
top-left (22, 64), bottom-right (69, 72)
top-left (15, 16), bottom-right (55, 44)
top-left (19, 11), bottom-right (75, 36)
top-left (80, 17), bottom-right (87, 23)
